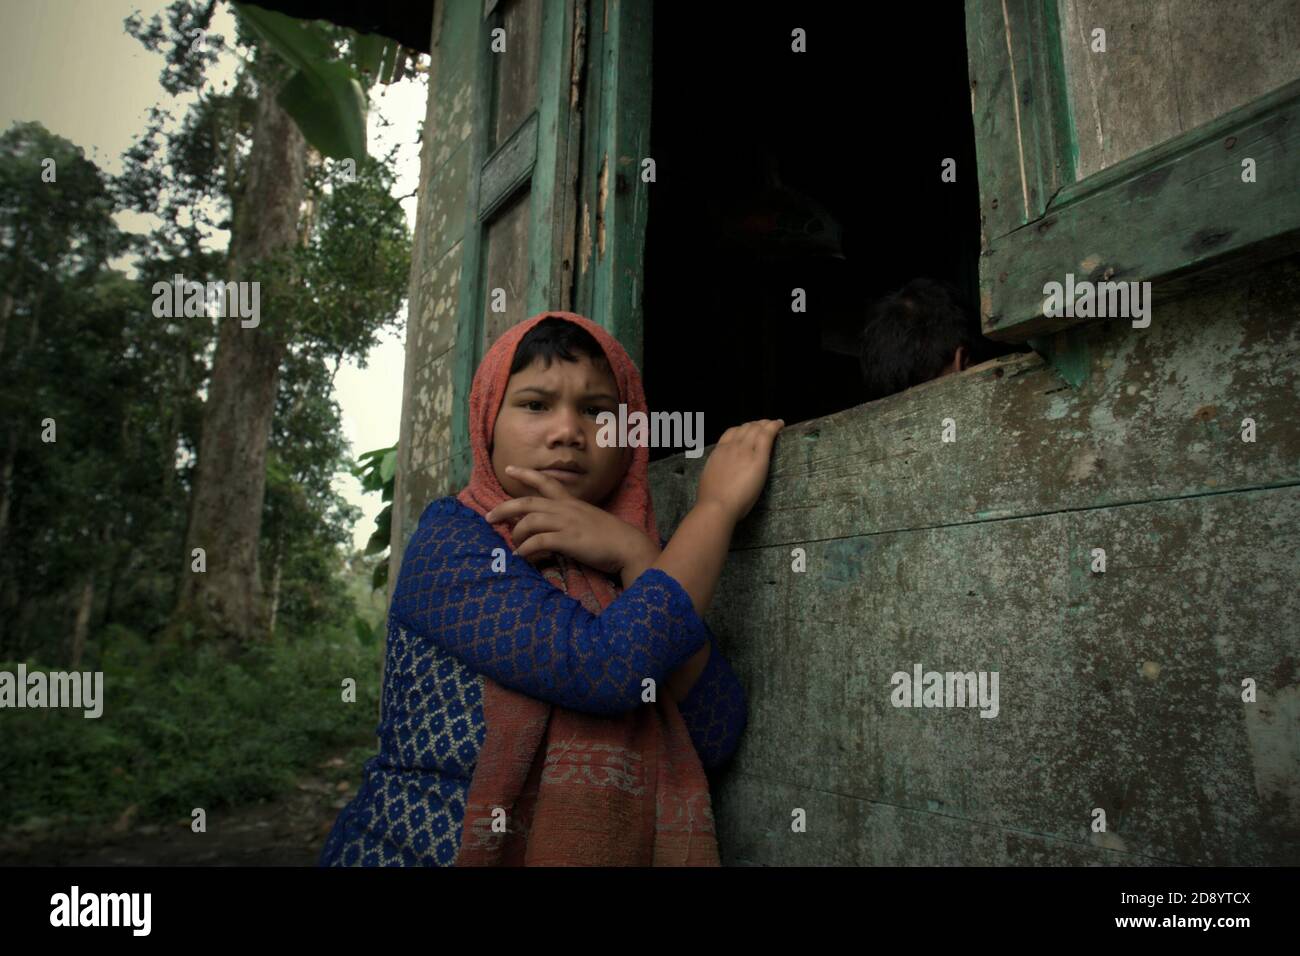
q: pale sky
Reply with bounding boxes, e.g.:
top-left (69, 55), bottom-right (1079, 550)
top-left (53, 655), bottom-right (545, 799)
top-left (0, 0), bottom-right (427, 552)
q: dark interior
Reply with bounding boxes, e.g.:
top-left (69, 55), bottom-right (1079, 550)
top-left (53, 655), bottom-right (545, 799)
top-left (643, 5), bottom-right (1014, 459)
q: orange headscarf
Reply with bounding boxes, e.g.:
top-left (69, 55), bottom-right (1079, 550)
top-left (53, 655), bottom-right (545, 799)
top-left (453, 310), bottom-right (719, 866)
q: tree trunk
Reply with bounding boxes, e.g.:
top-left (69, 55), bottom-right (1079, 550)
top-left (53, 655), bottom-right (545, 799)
top-left (0, 424), bottom-right (15, 557)
top-left (0, 576), bottom-right (17, 658)
top-left (0, 294), bottom-right (36, 555)
top-left (69, 571), bottom-right (95, 669)
top-left (267, 539), bottom-right (283, 637)
top-left (13, 587), bottom-right (37, 661)
top-left (0, 290), bottom-right (13, 365)
top-left (170, 77), bottom-right (307, 647)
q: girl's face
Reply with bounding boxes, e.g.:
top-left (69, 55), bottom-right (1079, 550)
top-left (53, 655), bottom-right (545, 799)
top-left (491, 353), bottom-right (630, 507)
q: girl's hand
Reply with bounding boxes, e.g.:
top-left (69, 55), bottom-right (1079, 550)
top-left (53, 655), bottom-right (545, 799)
top-left (484, 465), bottom-right (655, 575)
top-left (696, 419), bottom-right (785, 524)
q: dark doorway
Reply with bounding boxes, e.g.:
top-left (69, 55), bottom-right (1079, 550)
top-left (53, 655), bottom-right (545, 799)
top-left (642, 6), bottom-right (1004, 459)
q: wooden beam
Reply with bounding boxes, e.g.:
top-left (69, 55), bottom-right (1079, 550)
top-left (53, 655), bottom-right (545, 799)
top-left (981, 78), bottom-right (1300, 340)
top-left (477, 110), bottom-right (538, 219)
top-left (966, 0), bottom-right (1076, 242)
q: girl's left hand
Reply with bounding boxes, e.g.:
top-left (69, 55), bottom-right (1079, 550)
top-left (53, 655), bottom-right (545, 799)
top-left (484, 465), bottom-right (655, 575)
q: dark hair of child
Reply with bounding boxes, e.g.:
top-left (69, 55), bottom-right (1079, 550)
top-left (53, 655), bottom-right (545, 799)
top-left (857, 278), bottom-right (976, 402)
top-left (510, 316), bottom-right (612, 377)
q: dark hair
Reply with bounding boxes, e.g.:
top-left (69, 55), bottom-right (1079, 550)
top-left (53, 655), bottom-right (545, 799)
top-left (509, 316), bottom-right (611, 377)
top-left (857, 278), bottom-right (975, 401)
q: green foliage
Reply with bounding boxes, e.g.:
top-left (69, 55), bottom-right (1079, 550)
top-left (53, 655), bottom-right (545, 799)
top-left (0, 123), bottom-right (167, 658)
top-left (292, 152), bottom-right (411, 353)
top-left (275, 64), bottom-right (367, 161)
top-left (0, 620), bottom-right (381, 832)
top-left (351, 443), bottom-right (397, 591)
top-left (233, 3), bottom-right (410, 160)
top-left (122, 1), bottom-right (227, 99)
top-left (0, 0), bottom-right (417, 842)
top-left (3, 0), bottom-right (412, 661)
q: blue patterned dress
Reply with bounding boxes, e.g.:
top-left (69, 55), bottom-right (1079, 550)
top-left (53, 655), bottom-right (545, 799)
top-left (318, 496), bottom-right (748, 867)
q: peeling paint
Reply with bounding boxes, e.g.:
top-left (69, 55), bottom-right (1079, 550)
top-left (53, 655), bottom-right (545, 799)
top-left (1066, 447), bottom-right (1101, 482)
top-left (1046, 395), bottom-right (1071, 420)
top-left (597, 155), bottom-right (608, 260)
top-left (1243, 684), bottom-right (1300, 828)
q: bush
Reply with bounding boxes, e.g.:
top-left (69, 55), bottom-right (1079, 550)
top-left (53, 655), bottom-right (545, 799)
top-left (0, 620), bottom-right (384, 833)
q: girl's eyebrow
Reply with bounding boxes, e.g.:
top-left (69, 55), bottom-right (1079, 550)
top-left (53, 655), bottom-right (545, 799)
top-left (513, 386), bottom-right (618, 403)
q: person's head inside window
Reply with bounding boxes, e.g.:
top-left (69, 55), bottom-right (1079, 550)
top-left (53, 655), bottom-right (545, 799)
top-left (490, 316), bottom-right (631, 508)
top-left (857, 277), bottom-right (975, 401)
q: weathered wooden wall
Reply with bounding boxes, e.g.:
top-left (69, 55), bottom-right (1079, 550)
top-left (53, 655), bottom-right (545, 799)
top-left (1058, 0), bottom-right (1300, 179)
top-left (389, 0), bottom-right (480, 588)
top-left (649, 254), bottom-right (1300, 865)
top-left (395, 0), bottom-right (1298, 865)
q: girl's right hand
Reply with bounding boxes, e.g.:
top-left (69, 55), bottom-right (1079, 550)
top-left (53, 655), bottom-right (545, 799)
top-left (696, 419), bottom-right (785, 525)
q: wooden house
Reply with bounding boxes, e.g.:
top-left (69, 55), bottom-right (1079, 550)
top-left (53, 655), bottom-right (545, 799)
top-left (310, 0), bottom-right (1300, 865)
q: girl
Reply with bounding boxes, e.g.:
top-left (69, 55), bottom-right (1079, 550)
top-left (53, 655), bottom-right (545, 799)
top-left (319, 311), bottom-right (783, 866)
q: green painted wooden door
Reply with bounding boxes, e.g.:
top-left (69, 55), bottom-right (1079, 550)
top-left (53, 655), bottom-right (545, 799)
top-left (448, 0), bottom-right (587, 489)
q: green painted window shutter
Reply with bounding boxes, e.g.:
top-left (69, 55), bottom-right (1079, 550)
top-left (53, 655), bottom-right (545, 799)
top-left (965, 1), bottom-right (1300, 346)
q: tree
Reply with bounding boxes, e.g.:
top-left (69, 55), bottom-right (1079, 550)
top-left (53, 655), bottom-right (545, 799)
top-left (120, 1), bottom-right (410, 648)
top-left (0, 122), bottom-right (133, 662)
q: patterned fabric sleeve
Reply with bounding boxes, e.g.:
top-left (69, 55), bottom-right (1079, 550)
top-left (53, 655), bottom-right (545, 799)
top-left (675, 624), bottom-right (748, 770)
top-left (389, 498), bottom-right (709, 717)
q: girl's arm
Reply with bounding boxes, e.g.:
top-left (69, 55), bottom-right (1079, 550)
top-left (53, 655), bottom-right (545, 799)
top-left (616, 501), bottom-right (735, 701)
top-left (639, 419), bottom-right (783, 619)
top-left (622, 533), bottom-right (747, 769)
top-left (648, 501), bottom-right (736, 619)
top-left (615, 564), bottom-right (747, 771)
top-left (624, 532), bottom-right (715, 703)
top-left (675, 626), bottom-right (747, 770)
top-left (389, 498), bottom-right (709, 717)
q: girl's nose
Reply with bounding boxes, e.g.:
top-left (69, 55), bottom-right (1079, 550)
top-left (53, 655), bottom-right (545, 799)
top-left (549, 407), bottom-right (586, 442)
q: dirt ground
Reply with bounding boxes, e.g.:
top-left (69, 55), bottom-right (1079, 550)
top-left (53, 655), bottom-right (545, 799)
top-left (0, 751), bottom-right (359, 867)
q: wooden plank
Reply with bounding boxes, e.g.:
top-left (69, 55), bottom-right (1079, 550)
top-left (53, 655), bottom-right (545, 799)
top-left (449, 0), bottom-right (498, 492)
top-left (715, 772), bottom-right (1167, 866)
top-left (477, 110), bottom-right (538, 219)
top-left (703, 488), bottom-right (1298, 866)
top-left (585, 0), bottom-right (653, 365)
top-left (418, 143), bottom-right (470, 293)
top-left (527, 0), bottom-right (583, 314)
top-left (491, 0), bottom-right (542, 152)
top-left (571, 0), bottom-right (607, 321)
top-left (426, 20), bottom-right (473, 173)
top-left (1060, 0), bottom-right (1300, 180)
top-left (981, 78), bottom-right (1300, 339)
top-left (965, 0), bottom-right (1075, 243)
top-left (483, 189), bottom-right (533, 344)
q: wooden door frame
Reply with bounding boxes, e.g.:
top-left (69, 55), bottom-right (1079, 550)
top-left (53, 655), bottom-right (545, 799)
top-left (448, 0), bottom-right (587, 490)
top-left (571, 0), bottom-right (654, 371)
